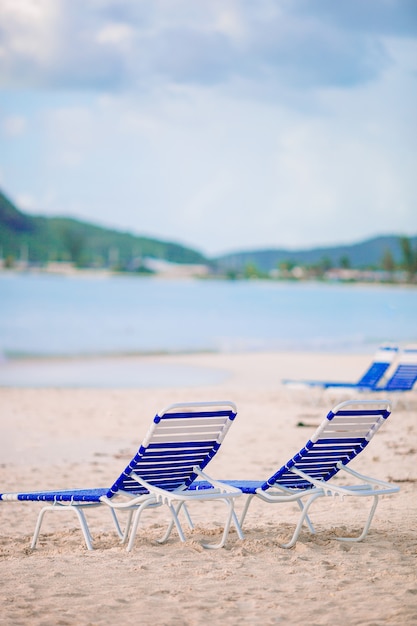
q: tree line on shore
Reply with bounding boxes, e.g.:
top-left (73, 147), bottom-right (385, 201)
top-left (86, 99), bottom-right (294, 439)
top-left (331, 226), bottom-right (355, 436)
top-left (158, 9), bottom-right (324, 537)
top-left (1, 188), bottom-right (416, 283)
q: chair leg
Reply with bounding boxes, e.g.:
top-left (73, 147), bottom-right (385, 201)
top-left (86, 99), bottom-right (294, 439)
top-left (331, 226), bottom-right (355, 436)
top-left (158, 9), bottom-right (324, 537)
top-left (200, 498), bottom-right (244, 549)
top-left (238, 494), bottom-right (256, 526)
top-left (238, 493), bottom-right (316, 535)
top-left (336, 495), bottom-right (379, 543)
top-left (160, 498), bottom-right (243, 549)
top-left (73, 508), bottom-right (94, 550)
top-left (156, 502), bottom-right (185, 544)
top-left (296, 500), bottom-right (316, 534)
top-left (232, 507), bottom-right (245, 541)
top-left (280, 491), bottom-right (323, 549)
top-left (120, 509), bottom-right (134, 544)
top-left (31, 506), bottom-right (48, 549)
top-left (164, 503), bottom-right (187, 543)
top-left (31, 504), bottom-right (94, 551)
top-left (107, 508), bottom-right (124, 539)
top-left (181, 503), bottom-right (194, 530)
top-left (126, 500), bottom-right (167, 552)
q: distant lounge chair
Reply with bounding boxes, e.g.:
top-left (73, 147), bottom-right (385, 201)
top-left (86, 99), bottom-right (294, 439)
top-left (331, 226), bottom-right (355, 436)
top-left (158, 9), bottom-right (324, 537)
top-left (365, 346), bottom-right (417, 403)
top-left (282, 344), bottom-right (398, 390)
top-left (0, 401), bottom-right (243, 551)
top-left (190, 400), bottom-right (399, 548)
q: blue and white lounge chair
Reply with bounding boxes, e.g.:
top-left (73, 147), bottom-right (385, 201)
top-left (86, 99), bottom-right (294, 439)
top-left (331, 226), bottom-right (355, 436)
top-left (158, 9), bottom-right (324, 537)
top-left (190, 400), bottom-right (399, 548)
top-left (371, 346), bottom-right (417, 395)
top-left (0, 401), bottom-right (243, 551)
top-left (282, 344), bottom-right (398, 390)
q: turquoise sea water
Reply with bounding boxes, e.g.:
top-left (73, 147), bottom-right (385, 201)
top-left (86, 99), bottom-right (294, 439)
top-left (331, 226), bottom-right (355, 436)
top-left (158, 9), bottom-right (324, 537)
top-left (1, 272), bottom-right (416, 357)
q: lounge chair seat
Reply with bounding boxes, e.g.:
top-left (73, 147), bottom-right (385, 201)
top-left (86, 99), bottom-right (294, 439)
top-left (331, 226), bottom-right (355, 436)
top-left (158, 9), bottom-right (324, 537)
top-left (190, 400), bottom-right (399, 548)
top-left (0, 401), bottom-right (243, 551)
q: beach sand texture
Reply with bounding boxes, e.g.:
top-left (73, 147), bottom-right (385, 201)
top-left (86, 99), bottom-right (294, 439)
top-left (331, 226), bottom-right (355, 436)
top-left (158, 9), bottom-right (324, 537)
top-left (0, 351), bottom-right (416, 625)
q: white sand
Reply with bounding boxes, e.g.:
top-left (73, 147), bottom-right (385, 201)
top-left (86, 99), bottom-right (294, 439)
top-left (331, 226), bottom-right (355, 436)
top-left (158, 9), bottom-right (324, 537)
top-left (0, 351), bottom-right (416, 625)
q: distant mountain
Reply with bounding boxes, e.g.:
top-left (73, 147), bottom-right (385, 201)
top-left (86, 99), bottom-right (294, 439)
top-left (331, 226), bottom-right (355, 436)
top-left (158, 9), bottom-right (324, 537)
top-left (0, 189), bottom-right (207, 268)
top-left (214, 236), bottom-right (417, 273)
top-left (1, 187), bottom-right (415, 273)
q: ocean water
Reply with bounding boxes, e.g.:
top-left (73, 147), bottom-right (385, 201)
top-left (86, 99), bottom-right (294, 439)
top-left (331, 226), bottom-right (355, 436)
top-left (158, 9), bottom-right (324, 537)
top-left (0, 272), bottom-right (416, 358)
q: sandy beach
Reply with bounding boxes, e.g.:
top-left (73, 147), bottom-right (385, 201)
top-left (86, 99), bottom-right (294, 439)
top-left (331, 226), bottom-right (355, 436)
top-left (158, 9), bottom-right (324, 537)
top-left (1, 351), bottom-right (416, 625)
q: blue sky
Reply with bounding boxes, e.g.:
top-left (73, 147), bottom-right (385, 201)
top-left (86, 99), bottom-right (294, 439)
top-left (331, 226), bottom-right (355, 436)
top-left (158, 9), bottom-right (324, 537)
top-left (0, 1), bottom-right (416, 256)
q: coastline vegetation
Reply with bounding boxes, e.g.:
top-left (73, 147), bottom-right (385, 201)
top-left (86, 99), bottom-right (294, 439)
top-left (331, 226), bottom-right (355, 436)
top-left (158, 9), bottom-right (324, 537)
top-left (1, 188), bottom-right (416, 284)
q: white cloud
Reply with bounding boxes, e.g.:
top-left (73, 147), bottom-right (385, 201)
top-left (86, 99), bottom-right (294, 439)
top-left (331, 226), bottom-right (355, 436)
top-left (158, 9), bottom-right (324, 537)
top-left (0, 0), bottom-right (414, 92)
top-left (95, 23), bottom-right (134, 46)
top-left (0, 1), bottom-right (416, 255)
top-left (0, 0), bottom-right (59, 87)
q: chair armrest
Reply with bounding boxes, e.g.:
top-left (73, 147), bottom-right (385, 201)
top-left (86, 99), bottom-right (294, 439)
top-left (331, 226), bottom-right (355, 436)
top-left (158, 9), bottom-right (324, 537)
top-left (193, 467), bottom-right (242, 495)
top-left (99, 493), bottom-right (158, 508)
top-left (128, 471), bottom-right (242, 503)
top-left (290, 466), bottom-right (400, 497)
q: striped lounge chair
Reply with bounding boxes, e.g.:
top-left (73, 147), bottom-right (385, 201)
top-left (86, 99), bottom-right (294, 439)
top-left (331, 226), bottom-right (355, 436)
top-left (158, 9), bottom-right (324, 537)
top-left (0, 401), bottom-right (243, 552)
top-left (282, 344), bottom-right (399, 391)
top-left (370, 345), bottom-right (417, 397)
top-left (190, 400), bottom-right (399, 548)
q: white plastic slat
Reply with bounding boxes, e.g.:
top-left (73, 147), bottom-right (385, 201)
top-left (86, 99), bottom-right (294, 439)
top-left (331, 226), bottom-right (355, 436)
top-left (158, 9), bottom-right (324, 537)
top-left (157, 417), bottom-right (229, 428)
top-left (153, 425), bottom-right (228, 436)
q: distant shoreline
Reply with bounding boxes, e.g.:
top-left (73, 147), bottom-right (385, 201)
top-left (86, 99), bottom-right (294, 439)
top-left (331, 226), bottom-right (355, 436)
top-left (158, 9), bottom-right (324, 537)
top-left (0, 348), bottom-right (219, 362)
top-left (0, 349), bottom-right (376, 390)
top-left (1, 265), bottom-right (416, 288)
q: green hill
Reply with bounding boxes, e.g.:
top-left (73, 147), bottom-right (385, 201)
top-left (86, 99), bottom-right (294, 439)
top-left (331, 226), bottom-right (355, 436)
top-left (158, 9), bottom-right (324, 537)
top-left (0, 189), bottom-right (207, 269)
top-left (1, 188), bottom-right (416, 275)
top-left (214, 236), bottom-right (417, 273)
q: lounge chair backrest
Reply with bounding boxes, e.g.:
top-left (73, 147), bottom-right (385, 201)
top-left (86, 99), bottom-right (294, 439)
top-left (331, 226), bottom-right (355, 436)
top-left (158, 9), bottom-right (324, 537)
top-left (383, 347), bottom-right (417, 391)
top-left (262, 400), bottom-right (391, 491)
top-left (356, 345), bottom-right (398, 387)
top-left (107, 401), bottom-right (237, 498)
